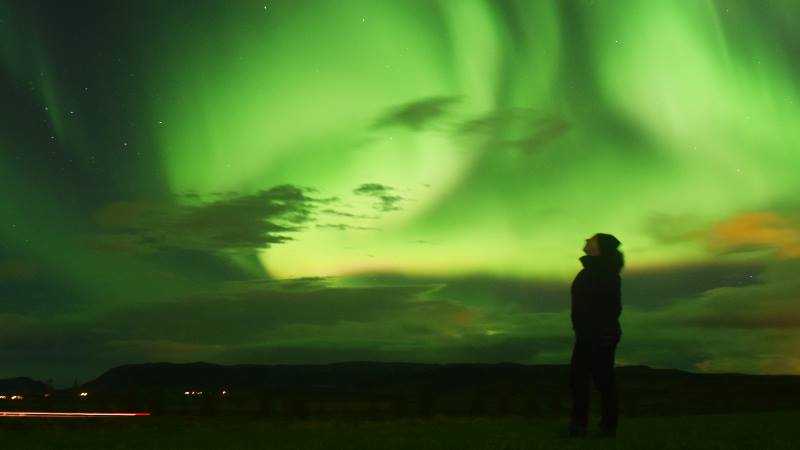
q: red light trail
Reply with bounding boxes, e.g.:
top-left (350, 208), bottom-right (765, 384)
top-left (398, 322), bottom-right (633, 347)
top-left (0, 411), bottom-right (151, 418)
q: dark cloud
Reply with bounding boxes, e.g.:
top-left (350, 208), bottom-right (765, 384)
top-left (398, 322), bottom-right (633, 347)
top-left (623, 260), bottom-right (767, 310)
top-left (427, 334), bottom-right (571, 363)
top-left (0, 314), bottom-right (112, 379)
top-left (136, 249), bottom-right (261, 283)
top-left (89, 184), bottom-right (326, 253)
top-left (0, 258), bottom-right (39, 281)
top-left (216, 332), bottom-right (572, 366)
top-left (639, 211), bottom-right (710, 244)
top-left (5, 257), bottom-right (800, 384)
top-left (352, 183), bottom-right (392, 196)
top-left (456, 108), bottom-right (570, 153)
top-left (372, 99), bottom-right (571, 153)
top-left (319, 208), bottom-right (378, 220)
top-left (429, 275), bottom-right (569, 313)
top-left (343, 261), bottom-right (768, 315)
top-left (0, 277), bottom-right (81, 315)
top-left (226, 276), bottom-right (332, 292)
top-left (212, 343), bottom-right (400, 365)
top-left (353, 183), bottom-right (405, 212)
top-left (638, 258), bottom-right (800, 330)
top-left (685, 311), bottom-right (800, 329)
top-left (96, 278), bottom-right (460, 345)
top-left (373, 96), bottom-right (460, 130)
top-left (0, 253), bottom-right (82, 314)
top-left (614, 331), bottom-right (719, 372)
top-left (90, 183), bottom-right (399, 256)
top-left (315, 223), bottom-right (380, 231)
top-left (511, 117), bottom-right (570, 152)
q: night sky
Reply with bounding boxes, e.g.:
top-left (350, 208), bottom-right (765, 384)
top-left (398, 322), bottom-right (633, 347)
top-left (1, 0), bottom-right (799, 386)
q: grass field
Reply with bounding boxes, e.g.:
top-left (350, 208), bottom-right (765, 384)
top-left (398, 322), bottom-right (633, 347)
top-left (0, 410), bottom-right (797, 449)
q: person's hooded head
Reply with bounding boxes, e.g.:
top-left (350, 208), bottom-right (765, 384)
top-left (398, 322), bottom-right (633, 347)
top-left (584, 233), bottom-right (625, 273)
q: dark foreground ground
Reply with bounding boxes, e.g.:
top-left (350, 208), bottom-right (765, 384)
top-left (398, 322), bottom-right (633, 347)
top-left (0, 410), bottom-right (798, 450)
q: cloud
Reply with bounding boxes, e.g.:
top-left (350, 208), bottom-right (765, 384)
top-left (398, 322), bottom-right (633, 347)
top-left (89, 185), bottom-right (328, 254)
top-left (373, 96), bottom-right (460, 130)
top-left (639, 211), bottom-right (711, 244)
top-left (0, 314), bottom-right (111, 376)
top-left (642, 210), bottom-right (800, 260)
top-left (371, 99), bottom-right (570, 154)
top-left (707, 211), bottom-right (800, 259)
top-left (346, 262), bottom-right (768, 315)
top-left (353, 183), bottom-right (405, 212)
top-left (639, 258), bottom-right (800, 330)
top-left (106, 339), bottom-right (226, 361)
top-left (315, 223), bottom-right (380, 231)
top-left (97, 278), bottom-right (465, 345)
top-left (90, 183), bottom-right (406, 254)
top-left (455, 108), bottom-right (570, 153)
top-left (216, 332), bottom-right (571, 366)
top-left (623, 260), bottom-right (767, 310)
top-left (0, 259), bottom-right (39, 281)
top-left (687, 309), bottom-right (800, 329)
top-left (0, 253), bottom-right (84, 314)
top-left (6, 256), bottom-right (800, 384)
top-left (318, 208), bottom-right (378, 220)
top-left (427, 275), bottom-right (569, 314)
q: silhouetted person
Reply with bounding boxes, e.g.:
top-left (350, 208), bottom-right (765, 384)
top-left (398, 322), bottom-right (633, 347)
top-left (566, 233), bottom-right (624, 438)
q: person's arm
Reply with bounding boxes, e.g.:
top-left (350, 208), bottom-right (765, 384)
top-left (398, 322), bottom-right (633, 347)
top-left (571, 270), bottom-right (598, 338)
top-left (596, 273), bottom-right (621, 333)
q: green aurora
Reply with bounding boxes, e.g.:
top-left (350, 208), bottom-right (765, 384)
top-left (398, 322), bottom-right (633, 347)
top-left (1, 0), bottom-right (799, 385)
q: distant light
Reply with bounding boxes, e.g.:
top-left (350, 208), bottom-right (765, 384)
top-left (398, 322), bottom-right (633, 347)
top-left (0, 411), bottom-right (150, 418)
top-left (79, 392), bottom-right (89, 397)
top-left (184, 391), bottom-right (190, 395)
top-left (222, 390), bottom-right (227, 395)
top-left (10, 395), bottom-right (23, 400)
top-left (0, 395), bottom-right (6, 400)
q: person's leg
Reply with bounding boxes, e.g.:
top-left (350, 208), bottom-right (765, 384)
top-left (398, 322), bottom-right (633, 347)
top-left (569, 338), bottom-right (591, 430)
top-left (591, 334), bottom-right (620, 431)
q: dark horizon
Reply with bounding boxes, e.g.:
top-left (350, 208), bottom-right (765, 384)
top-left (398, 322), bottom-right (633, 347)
top-left (8, 359), bottom-right (800, 391)
top-left (6, 360), bottom-right (800, 424)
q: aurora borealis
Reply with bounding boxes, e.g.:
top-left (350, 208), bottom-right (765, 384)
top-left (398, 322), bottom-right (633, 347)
top-left (1, 0), bottom-right (799, 386)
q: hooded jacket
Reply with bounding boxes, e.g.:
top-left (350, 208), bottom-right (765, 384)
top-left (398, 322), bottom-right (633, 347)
top-left (570, 254), bottom-right (622, 338)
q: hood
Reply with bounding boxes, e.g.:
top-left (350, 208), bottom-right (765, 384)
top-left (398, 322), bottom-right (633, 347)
top-left (580, 254), bottom-right (622, 272)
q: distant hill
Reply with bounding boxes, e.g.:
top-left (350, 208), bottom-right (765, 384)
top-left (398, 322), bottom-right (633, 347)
top-left (68, 361), bottom-right (800, 416)
top-left (0, 377), bottom-right (52, 396)
top-left (81, 361), bottom-right (800, 392)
